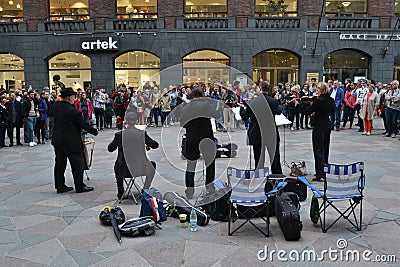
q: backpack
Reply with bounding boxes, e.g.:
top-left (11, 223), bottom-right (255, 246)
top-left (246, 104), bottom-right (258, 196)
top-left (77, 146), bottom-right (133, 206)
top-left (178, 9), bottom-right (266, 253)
top-left (140, 188), bottom-right (167, 223)
top-left (114, 93), bottom-right (124, 106)
top-left (196, 180), bottom-right (231, 222)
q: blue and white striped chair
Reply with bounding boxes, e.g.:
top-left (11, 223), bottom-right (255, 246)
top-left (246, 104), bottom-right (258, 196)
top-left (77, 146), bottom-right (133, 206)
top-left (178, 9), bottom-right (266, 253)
top-left (298, 162), bottom-right (365, 233)
top-left (227, 166), bottom-right (286, 237)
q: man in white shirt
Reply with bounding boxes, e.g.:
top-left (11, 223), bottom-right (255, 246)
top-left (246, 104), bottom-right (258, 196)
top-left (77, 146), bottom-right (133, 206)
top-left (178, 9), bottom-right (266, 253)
top-left (355, 79), bottom-right (368, 132)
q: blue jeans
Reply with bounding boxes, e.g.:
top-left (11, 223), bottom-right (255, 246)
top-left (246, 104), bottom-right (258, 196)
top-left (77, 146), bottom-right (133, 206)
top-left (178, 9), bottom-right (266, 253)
top-left (385, 107), bottom-right (399, 135)
top-left (26, 117), bottom-right (36, 142)
top-left (331, 105), bottom-right (341, 129)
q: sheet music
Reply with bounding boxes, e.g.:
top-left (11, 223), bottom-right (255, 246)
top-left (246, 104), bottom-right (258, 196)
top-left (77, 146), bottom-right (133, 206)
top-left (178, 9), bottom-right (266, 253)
top-left (275, 114), bottom-right (292, 126)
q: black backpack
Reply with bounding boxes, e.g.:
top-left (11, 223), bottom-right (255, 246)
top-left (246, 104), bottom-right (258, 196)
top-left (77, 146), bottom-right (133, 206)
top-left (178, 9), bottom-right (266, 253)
top-left (114, 94), bottom-right (124, 106)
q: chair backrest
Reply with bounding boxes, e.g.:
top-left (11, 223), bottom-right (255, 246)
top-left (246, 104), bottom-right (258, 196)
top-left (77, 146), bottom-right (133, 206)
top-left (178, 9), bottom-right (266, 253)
top-left (123, 127), bottom-right (152, 177)
top-left (227, 166), bottom-right (269, 203)
top-left (324, 162), bottom-right (365, 199)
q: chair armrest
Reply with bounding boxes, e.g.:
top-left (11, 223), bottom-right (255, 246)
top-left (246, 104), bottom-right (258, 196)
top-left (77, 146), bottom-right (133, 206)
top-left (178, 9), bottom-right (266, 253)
top-left (297, 176), bottom-right (324, 197)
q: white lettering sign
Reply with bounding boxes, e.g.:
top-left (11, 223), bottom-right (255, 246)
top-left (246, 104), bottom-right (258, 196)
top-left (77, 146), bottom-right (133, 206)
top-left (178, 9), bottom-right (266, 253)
top-left (339, 33), bottom-right (400, 41)
top-left (81, 37), bottom-right (119, 51)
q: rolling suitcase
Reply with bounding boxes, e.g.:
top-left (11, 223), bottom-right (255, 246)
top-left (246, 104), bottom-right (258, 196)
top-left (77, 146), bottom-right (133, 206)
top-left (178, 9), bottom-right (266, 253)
top-left (275, 193), bottom-right (303, 241)
top-left (283, 178), bottom-right (307, 201)
top-left (163, 192), bottom-right (210, 226)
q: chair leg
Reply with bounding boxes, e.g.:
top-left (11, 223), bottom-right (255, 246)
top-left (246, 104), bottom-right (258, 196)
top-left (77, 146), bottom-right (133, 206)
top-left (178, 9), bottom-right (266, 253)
top-left (228, 202), bottom-right (232, 236)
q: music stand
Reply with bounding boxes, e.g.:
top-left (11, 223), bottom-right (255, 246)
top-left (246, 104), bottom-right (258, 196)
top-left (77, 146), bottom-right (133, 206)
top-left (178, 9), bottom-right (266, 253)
top-left (275, 114), bottom-right (292, 168)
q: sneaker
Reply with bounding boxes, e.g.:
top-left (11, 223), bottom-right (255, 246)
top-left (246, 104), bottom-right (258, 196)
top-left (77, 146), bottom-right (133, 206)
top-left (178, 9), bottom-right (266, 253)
top-left (391, 134), bottom-right (396, 138)
top-left (170, 122), bottom-right (174, 126)
top-left (33, 142), bottom-right (37, 146)
top-left (366, 132), bottom-right (371, 136)
top-left (29, 142), bottom-right (35, 147)
top-left (384, 133), bottom-right (391, 137)
top-left (362, 131), bottom-right (367, 135)
top-left (290, 127), bottom-right (295, 131)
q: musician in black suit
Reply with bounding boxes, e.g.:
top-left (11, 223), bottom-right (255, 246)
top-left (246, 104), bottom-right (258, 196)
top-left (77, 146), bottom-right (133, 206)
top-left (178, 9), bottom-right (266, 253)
top-left (240, 81), bottom-right (282, 173)
top-left (108, 112), bottom-right (159, 199)
top-left (52, 87), bottom-right (98, 194)
top-left (303, 82), bottom-right (335, 181)
top-left (180, 88), bottom-right (221, 199)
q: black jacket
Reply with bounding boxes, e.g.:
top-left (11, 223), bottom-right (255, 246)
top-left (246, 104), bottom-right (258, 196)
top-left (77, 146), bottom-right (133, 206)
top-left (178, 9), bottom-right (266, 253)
top-left (0, 104), bottom-right (7, 126)
top-left (304, 94), bottom-right (335, 131)
top-left (240, 92), bottom-right (281, 145)
top-left (108, 129), bottom-right (158, 179)
top-left (22, 98), bottom-right (38, 118)
top-left (180, 98), bottom-right (221, 159)
top-left (5, 100), bottom-right (23, 127)
top-left (51, 101), bottom-right (98, 153)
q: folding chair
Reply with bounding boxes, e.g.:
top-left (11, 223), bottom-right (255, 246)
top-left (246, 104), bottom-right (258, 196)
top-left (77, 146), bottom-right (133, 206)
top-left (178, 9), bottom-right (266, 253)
top-left (227, 166), bottom-right (286, 237)
top-left (298, 162), bottom-right (365, 233)
top-left (120, 175), bottom-right (145, 205)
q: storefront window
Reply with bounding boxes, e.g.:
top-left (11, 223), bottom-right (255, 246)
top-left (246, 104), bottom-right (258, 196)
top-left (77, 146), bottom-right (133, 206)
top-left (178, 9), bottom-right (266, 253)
top-left (325, 0), bottom-right (367, 17)
top-left (0, 0), bottom-right (23, 22)
top-left (48, 52), bottom-right (91, 92)
top-left (49, 0), bottom-right (89, 21)
top-left (183, 50), bottom-right (230, 86)
top-left (253, 50), bottom-right (299, 85)
top-left (324, 49), bottom-right (369, 82)
top-left (0, 53), bottom-right (24, 94)
top-left (394, 56), bottom-right (400, 80)
top-left (116, 0), bottom-right (157, 19)
top-left (396, 0), bottom-right (400, 16)
top-left (115, 51), bottom-right (160, 89)
top-left (255, 0), bottom-right (298, 17)
top-left (184, 0), bottom-right (227, 18)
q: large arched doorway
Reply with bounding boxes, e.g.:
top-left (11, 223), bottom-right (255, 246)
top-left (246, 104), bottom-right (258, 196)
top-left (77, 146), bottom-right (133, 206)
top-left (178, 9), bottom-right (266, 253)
top-left (115, 51), bottom-right (160, 89)
top-left (0, 53), bottom-right (24, 94)
top-left (48, 52), bottom-right (91, 92)
top-left (324, 49), bottom-right (369, 82)
top-left (253, 50), bottom-right (299, 85)
top-left (182, 50), bottom-right (230, 86)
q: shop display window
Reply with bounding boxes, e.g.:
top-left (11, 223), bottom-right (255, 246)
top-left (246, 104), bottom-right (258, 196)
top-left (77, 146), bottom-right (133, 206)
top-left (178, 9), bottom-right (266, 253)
top-left (0, 0), bottom-right (23, 22)
top-left (116, 0), bottom-right (157, 19)
top-left (325, 0), bottom-right (367, 17)
top-left (184, 0), bottom-right (227, 18)
top-left (49, 0), bottom-right (89, 21)
top-left (255, 0), bottom-right (297, 17)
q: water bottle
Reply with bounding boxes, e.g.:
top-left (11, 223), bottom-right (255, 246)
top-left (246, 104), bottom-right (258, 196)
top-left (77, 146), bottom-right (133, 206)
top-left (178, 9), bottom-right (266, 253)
top-left (189, 208), bottom-right (198, 232)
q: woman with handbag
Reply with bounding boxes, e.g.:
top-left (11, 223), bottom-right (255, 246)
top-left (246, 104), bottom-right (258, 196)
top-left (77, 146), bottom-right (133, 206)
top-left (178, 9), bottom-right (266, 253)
top-left (360, 84), bottom-right (379, 136)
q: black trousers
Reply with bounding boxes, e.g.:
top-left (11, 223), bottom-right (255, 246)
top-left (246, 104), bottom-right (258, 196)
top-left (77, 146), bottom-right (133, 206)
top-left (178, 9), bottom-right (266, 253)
top-left (253, 141), bottom-right (282, 174)
top-left (185, 159), bottom-right (215, 188)
top-left (312, 127), bottom-right (331, 180)
top-left (94, 107), bottom-right (104, 129)
top-left (54, 147), bottom-right (86, 190)
top-left (7, 123), bottom-right (21, 144)
top-left (356, 104), bottom-right (364, 130)
top-left (0, 125), bottom-right (6, 147)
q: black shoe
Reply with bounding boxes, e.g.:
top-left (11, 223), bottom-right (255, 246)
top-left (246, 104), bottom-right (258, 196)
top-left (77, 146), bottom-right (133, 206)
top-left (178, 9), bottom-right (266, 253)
top-left (117, 192), bottom-right (124, 200)
top-left (358, 129), bottom-right (364, 132)
top-left (17, 143), bottom-right (23, 146)
top-left (76, 186), bottom-right (94, 193)
top-left (312, 178), bottom-right (323, 182)
top-left (57, 186), bottom-right (74, 194)
top-left (9, 143), bottom-right (13, 147)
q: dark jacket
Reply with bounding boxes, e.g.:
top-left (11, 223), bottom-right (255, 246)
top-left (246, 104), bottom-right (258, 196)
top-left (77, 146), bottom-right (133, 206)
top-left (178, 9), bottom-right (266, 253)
top-left (5, 100), bottom-right (23, 127)
top-left (180, 98), bottom-right (221, 160)
top-left (108, 129), bottom-right (158, 179)
top-left (51, 101), bottom-right (98, 153)
top-left (0, 104), bottom-right (8, 126)
top-left (304, 94), bottom-right (335, 131)
top-left (240, 92), bottom-right (281, 145)
top-left (37, 97), bottom-right (48, 121)
top-left (22, 98), bottom-right (38, 118)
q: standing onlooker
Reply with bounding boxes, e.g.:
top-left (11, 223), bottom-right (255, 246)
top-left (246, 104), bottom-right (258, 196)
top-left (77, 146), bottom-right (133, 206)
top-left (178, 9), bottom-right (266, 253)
top-left (160, 88), bottom-right (172, 127)
top-left (221, 84), bottom-right (237, 132)
top-left (285, 85), bottom-right (300, 131)
top-left (330, 80), bottom-right (344, 131)
top-left (22, 90), bottom-right (38, 147)
top-left (360, 84), bottom-right (379, 136)
top-left (93, 88), bottom-right (105, 130)
top-left (47, 90), bottom-right (57, 140)
top-left (169, 87), bottom-right (178, 125)
top-left (143, 90), bottom-right (151, 125)
top-left (378, 84), bottom-right (390, 135)
top-left (149, 87), bottom-right (161, 127)
top-left (104, 94), bottom-right (114, 128)
top-left (35, 92), bottom-right (48, 144)
top-left (384, 80), bottom-right (400, 138)
top-left (355, 80), bottom-right (368, 132)
top-left (5, 93), bottom-right (23, 146)
top-left (112, 86), bottom-right (129, 129)
top-left (0, 96), bottom-right (8, 148)
top-left (341, 83), bottom-right (357, 129)
top-left (136, 90), bottom-right (145, 125)
top-left (299, 83), bottom-right (312, 129)
top-left (75, 92), bottom-right (93, 124)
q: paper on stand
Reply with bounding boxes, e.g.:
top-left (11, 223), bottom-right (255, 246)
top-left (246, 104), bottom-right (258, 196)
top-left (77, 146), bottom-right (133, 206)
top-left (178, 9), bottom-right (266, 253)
top-left (275, 114), bottom-right (292, 126)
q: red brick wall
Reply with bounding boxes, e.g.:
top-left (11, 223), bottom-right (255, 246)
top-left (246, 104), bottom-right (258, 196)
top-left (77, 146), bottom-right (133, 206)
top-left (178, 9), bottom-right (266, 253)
top-left (298, 0), bottom-right (323, 16)
top-left (23, 0), bottom-right (47, 31)
top-left (158, 0), bottom-right (184, 29)
top-left (228, 0), bottom-right (254, 16)
top-left (89, 0), bottom-right (115, 30)
top-left (369, 0), bottom-right (394, 28)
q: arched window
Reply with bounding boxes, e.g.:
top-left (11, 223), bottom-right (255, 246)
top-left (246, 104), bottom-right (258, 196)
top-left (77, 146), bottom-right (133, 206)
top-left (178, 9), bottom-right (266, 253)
top-left (255, 0), bottom-right (298, 17)
top-left (48, 52), bottom-right (91, 91)
top-left (253, 50), bottom-right (299, 85)
top-left (116, 0), bottom-right (157, 19)
top-left (324, 49), bottom-right (369, 82)
top-left (115, 51), bottom-right (160, 89)
top-left (0, 0), bottom-right (23, 22)
top-left (184, 0), bottom-right (227, 18)
top-left (49, 0), bottom-right (89, 21)
top-left (0, 53), bottom-right (24, 94)
top-left (183, 50), bottom-right (230, 86)
top-left (325, 0), bottom-right (367, 17)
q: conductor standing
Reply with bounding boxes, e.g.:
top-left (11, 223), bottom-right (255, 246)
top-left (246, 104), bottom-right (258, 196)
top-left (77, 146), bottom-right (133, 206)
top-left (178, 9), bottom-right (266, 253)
top-left (52, 88), bottom-right (98, 193)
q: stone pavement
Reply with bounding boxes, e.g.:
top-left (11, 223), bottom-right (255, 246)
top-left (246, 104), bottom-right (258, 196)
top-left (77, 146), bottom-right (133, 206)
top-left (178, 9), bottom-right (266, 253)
top-left (0, 119), bottom-right (399, 266)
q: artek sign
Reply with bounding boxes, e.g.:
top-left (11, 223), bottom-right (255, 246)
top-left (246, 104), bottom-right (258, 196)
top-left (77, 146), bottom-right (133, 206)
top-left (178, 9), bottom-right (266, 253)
top-left (80, 37), bottom-right (119, 51)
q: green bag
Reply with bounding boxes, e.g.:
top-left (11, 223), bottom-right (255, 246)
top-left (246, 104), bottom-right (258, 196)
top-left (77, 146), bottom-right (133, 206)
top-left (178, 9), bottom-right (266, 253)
top-left (310, 193), bottom-right (320, 224)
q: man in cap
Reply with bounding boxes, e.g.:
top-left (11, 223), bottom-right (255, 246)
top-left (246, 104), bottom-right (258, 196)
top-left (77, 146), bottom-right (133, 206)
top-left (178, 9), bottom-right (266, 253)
top-left (52, 87), bottom-right (98, 194)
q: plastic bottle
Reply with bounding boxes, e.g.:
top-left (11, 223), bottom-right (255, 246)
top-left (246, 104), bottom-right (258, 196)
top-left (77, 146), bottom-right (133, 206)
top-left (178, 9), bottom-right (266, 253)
top-left (189, 208), bottom-right (198, 232)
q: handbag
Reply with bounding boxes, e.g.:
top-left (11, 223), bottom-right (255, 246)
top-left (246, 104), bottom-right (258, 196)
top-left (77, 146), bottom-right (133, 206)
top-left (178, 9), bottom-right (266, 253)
top-left (290, 161), bottom-right (307, 177)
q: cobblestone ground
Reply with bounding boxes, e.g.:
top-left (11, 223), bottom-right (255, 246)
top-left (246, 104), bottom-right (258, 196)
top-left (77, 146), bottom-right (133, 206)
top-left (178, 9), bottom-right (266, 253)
top-left (0, 118), bottom-right (399, 266)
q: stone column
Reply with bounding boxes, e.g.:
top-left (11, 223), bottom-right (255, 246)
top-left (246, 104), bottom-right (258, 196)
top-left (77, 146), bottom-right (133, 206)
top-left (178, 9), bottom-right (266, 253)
top-left (158, 0), bottom-right (184, 29)
top-left (89, 0), bottom-right (115, 30)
